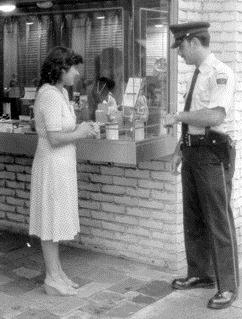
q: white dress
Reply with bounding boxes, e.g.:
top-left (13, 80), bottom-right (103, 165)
top-left (29, 84), bottom-right (80, 242)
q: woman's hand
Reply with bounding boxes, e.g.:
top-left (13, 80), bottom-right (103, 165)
top-left (47, 122), bottom-right (97, 147)
top-left (75, 122), bottom-right (97, 139)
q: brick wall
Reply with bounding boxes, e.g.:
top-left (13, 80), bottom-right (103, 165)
top-left (0, 154), bottom-right (184, 272)
top-left (232, 0), bottom-right (242, 260)
top-left (77, 160), bottom-right (184, 271)
top-left (0, 155), bottom-right (31, 230)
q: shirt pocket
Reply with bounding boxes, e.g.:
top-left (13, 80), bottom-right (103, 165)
top-left (195, 75), bottom-right (210, 105)
top-left (198, 88), bottom-right (210, 104)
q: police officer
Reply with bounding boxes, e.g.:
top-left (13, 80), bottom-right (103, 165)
top-left (164, 22), bottom-right (239, 309)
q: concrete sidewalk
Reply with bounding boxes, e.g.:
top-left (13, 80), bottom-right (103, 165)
top-left (0, 231), bottom-right (242, 319)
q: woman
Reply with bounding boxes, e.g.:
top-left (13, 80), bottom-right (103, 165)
top-left (29, 47), bottom-right (96, 296)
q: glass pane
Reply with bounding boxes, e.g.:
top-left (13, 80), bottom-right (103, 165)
top-left (2, 1), bottom-right (171, 142)
top-left (71, 9), bottom-right (124, 128)
top-left (141, 9), bottom-right (168, 109)
top-left (123, 0), bottom-right (169, 141)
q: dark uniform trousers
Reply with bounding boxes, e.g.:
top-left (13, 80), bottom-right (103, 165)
top-left (181, 144), bottom-right (239, 293)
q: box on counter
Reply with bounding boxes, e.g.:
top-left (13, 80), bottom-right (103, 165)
top-left (0, 120), bottom-right (13, 133)
top-left (0, 117), bottom-right (34, 134)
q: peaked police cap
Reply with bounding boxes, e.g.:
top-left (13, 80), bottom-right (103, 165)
top-left (169, 22), bottom-right (210, 48)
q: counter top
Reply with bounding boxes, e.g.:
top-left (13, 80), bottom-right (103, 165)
top-left (0, 132), bottom-right (177, 165)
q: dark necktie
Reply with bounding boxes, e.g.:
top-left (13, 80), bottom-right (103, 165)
top-left (182, 68), bottom-right (200, 142)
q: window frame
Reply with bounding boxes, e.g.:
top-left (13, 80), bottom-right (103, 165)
top-left (168, 0), bottom-right (178, 116)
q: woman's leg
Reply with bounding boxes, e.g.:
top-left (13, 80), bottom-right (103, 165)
top-left (41, 240), bottom-right (77, 295)
top-left (56, 248), bottom-right (79, 288)
top-left (41, 240), bottom-right (59, 280)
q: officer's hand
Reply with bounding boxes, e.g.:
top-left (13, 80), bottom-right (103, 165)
top-left (171, 153), bottom-right (182, 175)
top-left (163, 113), bottom-right (177, 128)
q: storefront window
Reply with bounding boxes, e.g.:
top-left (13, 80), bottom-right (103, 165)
top-left (2, 0), bottom-right (173, 142)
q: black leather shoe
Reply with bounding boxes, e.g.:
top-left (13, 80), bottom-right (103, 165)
top-left (171, 277), bottom-right (215, 290)
top-left (207, 291), bottom-right (237, 309)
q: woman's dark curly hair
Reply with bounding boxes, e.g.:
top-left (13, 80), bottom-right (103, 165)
top-left (38, 46), bottom-right (83, 88)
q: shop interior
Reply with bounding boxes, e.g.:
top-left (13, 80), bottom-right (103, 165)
top-left (0, 0), bottom-right (172, 140)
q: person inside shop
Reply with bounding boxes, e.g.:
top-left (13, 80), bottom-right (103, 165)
top-left (29, 46), bottom-right (97, 296)
top-left (95, 47), bottom-right (124, 106)
top-left (86, 47), bottom-right (124, 121)
top-left (7, 73), bottom-right (25, 119)
top-left (87, 76), bottom-right (116, 121)
top-left (163, 22), bottom-right (239, 310)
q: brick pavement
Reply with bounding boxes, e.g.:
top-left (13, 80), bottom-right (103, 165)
top-left (0, 231), bottom-right (242, 319)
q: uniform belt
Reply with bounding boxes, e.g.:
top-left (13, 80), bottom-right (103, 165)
top-left (181, 134), bottom-right (206, 149)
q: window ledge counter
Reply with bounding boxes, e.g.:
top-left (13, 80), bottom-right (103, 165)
top-left (0, 132), bottom-right (177, 165)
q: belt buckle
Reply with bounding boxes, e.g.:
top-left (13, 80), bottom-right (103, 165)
top-left (188, 134), bottom-right (191, 147)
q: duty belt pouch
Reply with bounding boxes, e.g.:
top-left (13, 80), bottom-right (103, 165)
top-left (205, 129), bottom-right (233, 168)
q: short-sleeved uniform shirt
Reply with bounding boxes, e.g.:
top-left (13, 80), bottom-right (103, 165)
top-left (186, 53), bottom-right (235, 135)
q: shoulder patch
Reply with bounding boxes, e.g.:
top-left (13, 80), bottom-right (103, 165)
top-left (216, 72), bottom-right (228, 85)
top-left (216, 78), bottom-right (227, 85)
